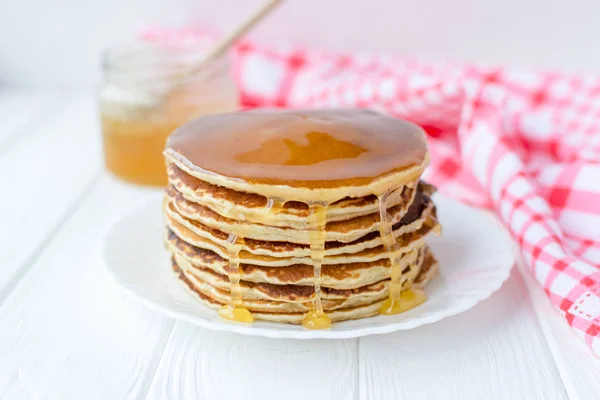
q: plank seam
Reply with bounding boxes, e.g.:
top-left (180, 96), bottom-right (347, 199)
top-left (356, 338), bottom-right (361, 400)
top-left (0, 171), bottom-right (101, 309)
top-left (135, 319), bottom-right (177, 399)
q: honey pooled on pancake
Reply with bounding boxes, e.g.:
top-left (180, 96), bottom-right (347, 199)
top-left (163, 108), bottom-right (440, 328)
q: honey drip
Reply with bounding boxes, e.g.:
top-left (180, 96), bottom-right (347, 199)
top-left (261, 198), bottom-right (285, 222)
top-left (377, 190), bottom-right (427, 315)
top-left (218, 233), bottom-right (253, 323)
top-left (218, 198), bottom-right (284, 323)
top-left (302, 203), bottom-right (332, 329)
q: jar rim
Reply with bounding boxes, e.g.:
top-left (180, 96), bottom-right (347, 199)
top-left (101, 40), bottom-right (230, 86)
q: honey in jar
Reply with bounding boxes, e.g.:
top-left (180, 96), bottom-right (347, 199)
top-left (99, 43), bottom-right (238, 186)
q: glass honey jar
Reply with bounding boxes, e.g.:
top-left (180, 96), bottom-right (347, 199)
top-left (99, 42), bottom-right (239, 186)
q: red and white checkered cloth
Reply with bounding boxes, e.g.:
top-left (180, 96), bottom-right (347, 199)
top-left (144, 29), bottom-right (600, 356)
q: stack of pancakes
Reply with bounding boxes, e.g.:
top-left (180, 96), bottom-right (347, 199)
top-left (163, 109), bottom-right (441, 325)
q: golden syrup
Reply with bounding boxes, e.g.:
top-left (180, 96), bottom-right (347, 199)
top-left (377, 189), bottom-right (427, 315)
top-left (166, 109), bottom-right (427, 188)
top-left (247, 197), bottom-right (285, 224)
top-left (379, 288), bottom-right (427, 315)
top-left (218, 233), bottom-right (253, 323)
top-left (218, 196), bottom-right (285, 323)
top-left (218, 304), bottom-right (254, 323)
top-left (264, 197), bottom-right (285, 218)
top-left (302, 203), bottom-right (332, 330)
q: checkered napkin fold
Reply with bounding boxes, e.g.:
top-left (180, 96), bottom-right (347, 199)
top-left (144, 29), bottom-right (600, 356)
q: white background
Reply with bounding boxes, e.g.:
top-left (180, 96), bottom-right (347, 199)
top-left (2, 0), bottom-right (600, 87)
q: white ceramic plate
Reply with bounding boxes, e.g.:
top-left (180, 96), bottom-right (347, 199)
top-left (103, 194), bottom-right (513, 339)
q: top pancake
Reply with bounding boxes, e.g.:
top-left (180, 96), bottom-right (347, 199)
top-left (164, 109), bottom-right (429, 203)
top-left (167, 163), bottom-right (413, 229)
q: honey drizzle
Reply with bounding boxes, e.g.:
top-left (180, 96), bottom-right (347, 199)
top-left (218, 233), bottom-right (253, 322)
top-left (217, 185), bottom-right (428, 324)
top-left (302, 202), bottom-right (332, 329)
top-left (377, 189), bottom-right (427, 315)
top-left (218, 197), bottom-right (284, 323)
top-left (263, 198), bottom-right (284, 221)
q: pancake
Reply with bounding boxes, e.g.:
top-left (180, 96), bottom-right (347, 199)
top-left (166, 204), bottom-right (437, 264)
top-left (173, 247), bottom-right (439, 323)
top-left (164, 109), bottom-right (429, 203)
top-left (162, 108), bottom-right (441, 327)
top-left (164, 188), bottom-right (437, 262)
top-left (176, 246), bottom-right (426, 302)
top-left (168, 163), bottom-right (413, 228)
top-left (165, 184), bottom-right (418, 243)
top-left (169, 239), bottom-right (425, 290)
top-left (181, 270), bottom-right (391, 313)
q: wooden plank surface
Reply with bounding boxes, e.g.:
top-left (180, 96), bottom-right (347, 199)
top-left (0, 94), bottom-right (102, 298)
top-left (146, 322), bottom-right (359, 400)
top-left (0, 175), bottom-right (173, 399)
top-left (358, 271), bottom-right (567, 400)
top-left (144, 273), bottom-right (569, 400)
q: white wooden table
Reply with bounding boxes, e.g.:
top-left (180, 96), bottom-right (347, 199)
top-left (1, 90), bottom-right (599, 400)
